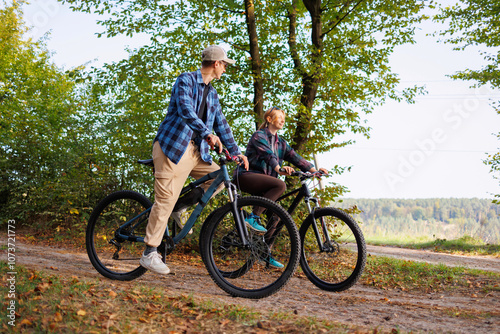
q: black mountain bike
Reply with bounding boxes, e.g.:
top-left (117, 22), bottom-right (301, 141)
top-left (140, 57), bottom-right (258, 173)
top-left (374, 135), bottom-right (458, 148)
top-left (274, 170), bottom-right (366, 292)
top-left (86, 148), bottom-right (300, 299)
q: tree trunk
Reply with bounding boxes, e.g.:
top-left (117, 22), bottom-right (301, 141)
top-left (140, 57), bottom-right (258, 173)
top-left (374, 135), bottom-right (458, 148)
top-left (291, 0), bottom-right (324, 152)
top-left (244, 0), bottom-right (265, 130)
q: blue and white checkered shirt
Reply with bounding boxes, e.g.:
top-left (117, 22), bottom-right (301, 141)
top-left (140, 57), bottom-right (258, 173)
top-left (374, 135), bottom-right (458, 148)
top-left (154, 70), bottom-right (241, 164)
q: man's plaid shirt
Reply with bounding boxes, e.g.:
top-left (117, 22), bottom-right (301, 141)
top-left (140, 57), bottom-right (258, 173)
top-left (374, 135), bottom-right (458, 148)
top-left (154, 70), bottom-right (240, 164)
top-left (242, 127), bottom-right (313, 177)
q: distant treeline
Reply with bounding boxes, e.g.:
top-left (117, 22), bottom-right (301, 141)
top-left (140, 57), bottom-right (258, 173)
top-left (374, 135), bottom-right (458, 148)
top-left (337, 198), bottom-right (500, 244)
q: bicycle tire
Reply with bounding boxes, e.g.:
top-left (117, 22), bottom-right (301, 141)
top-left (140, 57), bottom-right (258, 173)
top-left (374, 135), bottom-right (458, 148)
top-left (200, 196), bottom-right (300, 299)
top-left (299, 207), bottom-right (366, 292)
top-left (86, 190), bottom-right (152, 281)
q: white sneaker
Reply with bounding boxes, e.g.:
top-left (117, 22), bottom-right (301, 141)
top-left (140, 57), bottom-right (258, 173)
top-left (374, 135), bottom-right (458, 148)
top-left (171, 208), bottom-right (193, 234)
top-left (140, 252), bottom-right (171, 275)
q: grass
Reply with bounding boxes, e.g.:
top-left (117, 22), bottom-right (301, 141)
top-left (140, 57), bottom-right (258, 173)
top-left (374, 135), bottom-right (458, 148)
top-left (365, 235), bottom-right (500, 257)
top-left (362, 255), bottom-right (500, 294)
top-left (415, 235), bottom-right (500, 256)
top-left (365, 234), bottom-right (434, 246)
top-left (0, 262), bottom-right (353, 334)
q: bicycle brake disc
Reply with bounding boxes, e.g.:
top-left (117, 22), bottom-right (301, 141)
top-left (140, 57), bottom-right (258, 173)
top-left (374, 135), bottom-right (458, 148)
top-left (323, 240), bottom-right (340, 255)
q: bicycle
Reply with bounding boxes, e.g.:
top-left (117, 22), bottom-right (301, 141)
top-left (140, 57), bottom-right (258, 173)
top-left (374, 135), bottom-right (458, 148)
top-left (86, 148), bottom-right (300, 299)
top-left (262, 170), bottom-right (366, 292)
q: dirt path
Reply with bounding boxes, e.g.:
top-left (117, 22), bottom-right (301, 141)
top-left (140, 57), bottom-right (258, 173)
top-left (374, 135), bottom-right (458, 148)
top-left (3, 238), bottom-right (499, 333)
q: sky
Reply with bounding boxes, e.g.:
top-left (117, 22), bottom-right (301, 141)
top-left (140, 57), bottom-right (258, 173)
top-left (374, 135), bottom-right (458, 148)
top-left (21, 0), bottom-right (500, 200)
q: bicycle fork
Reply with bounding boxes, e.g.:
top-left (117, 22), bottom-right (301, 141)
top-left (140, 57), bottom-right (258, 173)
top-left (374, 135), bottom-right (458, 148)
top-left (226, 181), bottom-right (250, 247)
top-left (306, 198), bottom-right (333, 252)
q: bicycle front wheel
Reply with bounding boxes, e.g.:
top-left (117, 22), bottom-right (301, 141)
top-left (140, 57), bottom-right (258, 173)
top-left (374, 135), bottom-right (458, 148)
top-left (200, 196), bottom-right (300, 299)
top-left (299, 207), bottom-right (366, 292)
top-left (86, 190), bottom-right (151, 281)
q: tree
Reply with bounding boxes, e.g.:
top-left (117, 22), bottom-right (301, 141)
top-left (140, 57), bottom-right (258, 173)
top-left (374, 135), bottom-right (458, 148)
top-left (434, 0), bottom-right (500, 203)
top-left (0, 1), bottom-right (96, 224)
top-left (61, 0), bottom-right (427, 201)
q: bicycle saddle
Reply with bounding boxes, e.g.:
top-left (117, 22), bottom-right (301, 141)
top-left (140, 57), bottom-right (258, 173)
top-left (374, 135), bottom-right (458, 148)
top-left (137, 159), bottom-right (154, 167)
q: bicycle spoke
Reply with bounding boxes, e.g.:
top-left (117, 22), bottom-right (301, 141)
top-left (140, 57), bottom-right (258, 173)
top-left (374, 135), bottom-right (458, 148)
top-left (300, 207), bottom-right (366, 291)
top-left (87, 191), bottom-right (151, 280)
top-left (201, 196), bottom-right (300, 299)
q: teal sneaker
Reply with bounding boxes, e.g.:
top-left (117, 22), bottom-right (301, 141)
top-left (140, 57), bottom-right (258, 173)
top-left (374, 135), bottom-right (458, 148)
top-left (245, 213), bottom-right (267, 233)
top-left (260, 254), bottom-right (284, 269)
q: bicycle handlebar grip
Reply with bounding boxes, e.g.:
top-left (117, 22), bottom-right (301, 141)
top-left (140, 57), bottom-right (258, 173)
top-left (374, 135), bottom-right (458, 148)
top-left (213, 144), bottom-right (238, 161)
top-left (279, 168), bottom-right (298, 175)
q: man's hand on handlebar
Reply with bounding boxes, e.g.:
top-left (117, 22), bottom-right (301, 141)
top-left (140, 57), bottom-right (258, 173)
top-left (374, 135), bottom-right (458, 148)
top-left (210, 141), bottom-right (249, 171)
top-left (206, 134), bottom-right (222, 153)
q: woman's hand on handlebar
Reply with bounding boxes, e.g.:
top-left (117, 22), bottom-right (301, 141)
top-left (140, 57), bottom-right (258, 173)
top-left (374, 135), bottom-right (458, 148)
top-left (318, 167), bottom-right (329, 176)
top-left (309, 167), bottom-right (329, 177)
top-left (238, 155), bottom-right (249, 171)
top-left (206, 134), bottom-right (222, 153)
top-left (277, 166), bottom-right (295, 176)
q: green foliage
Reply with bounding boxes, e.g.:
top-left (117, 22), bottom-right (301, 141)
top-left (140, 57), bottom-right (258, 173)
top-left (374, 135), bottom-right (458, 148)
top-left (0, 0), bottom-right (432, 226)
top-left (339, 198), bottom-right (500, 244)
top-left (484, 135), bottom-right (500, 205)
top-left (433, 0), bottom-right (500, 201)
top-left (434, 0), bottom-right (500, 87)
top-left (56, 0), bottom-right (429, 210)
top-left (0, 2), bottom-right (81, 223)
top-left (0, 2), bottom-right (152, 226)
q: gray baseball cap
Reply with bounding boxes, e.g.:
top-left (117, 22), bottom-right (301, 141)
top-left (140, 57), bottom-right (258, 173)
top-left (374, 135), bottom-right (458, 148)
top-left (202, 45), bottom-right (236, 64)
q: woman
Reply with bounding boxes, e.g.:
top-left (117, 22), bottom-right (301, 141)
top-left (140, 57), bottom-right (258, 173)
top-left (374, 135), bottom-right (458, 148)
top-left (235, 106), bottom-right (328, 268)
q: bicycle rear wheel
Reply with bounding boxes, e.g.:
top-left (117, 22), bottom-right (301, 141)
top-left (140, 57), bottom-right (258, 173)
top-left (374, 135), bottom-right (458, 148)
top-left (299, 207), bottom-right (366, 292)
top-left (200, 196), bottom-right (300, 299)
top-left (86, 190), bottom-right (151, 281)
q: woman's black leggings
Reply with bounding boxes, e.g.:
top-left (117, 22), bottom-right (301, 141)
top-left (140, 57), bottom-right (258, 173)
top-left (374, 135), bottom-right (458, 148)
top-left (234, 172), bottom-right (286, 215)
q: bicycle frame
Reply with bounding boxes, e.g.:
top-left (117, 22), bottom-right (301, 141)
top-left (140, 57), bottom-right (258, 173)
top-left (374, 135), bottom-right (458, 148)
top-left (277, 183), bottom-right (313, 216)
top-left (115, 155), bottom-right (250, 247)
top-left (276, 175), bottom-right (333, 252)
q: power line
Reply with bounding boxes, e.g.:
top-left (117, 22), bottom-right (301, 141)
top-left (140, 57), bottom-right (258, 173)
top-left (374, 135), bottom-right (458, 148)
top-left (415, 95), bottom-right (500, 100)
top-left (338, 147), bottom-right (497, 153)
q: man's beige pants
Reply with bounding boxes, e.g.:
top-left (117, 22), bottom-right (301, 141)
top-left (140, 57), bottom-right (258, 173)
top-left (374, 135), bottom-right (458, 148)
top-left (144, 141), bottom-right (221, 247)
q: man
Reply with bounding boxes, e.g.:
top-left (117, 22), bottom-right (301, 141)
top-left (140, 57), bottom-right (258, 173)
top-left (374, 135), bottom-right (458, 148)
top-left (140, 45), bottom-right (249, 274)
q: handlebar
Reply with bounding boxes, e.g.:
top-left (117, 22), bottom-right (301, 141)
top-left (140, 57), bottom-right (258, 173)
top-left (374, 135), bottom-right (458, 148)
top-left (213, 145), bottom-right (243, 164)
top-left (279, 169), bottom-right (327, 180)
